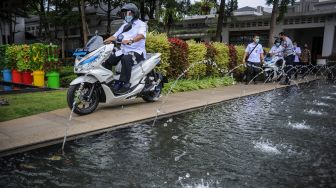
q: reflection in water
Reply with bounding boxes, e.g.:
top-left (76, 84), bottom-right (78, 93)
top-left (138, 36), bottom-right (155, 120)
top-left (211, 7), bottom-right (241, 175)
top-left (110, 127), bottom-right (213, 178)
top-left (1, 81), bottom-right (336, 187)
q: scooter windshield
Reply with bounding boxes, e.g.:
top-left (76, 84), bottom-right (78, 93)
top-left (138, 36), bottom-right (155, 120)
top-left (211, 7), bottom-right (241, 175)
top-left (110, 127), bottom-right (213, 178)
top-left (85, 36), bottom-right (104, 52)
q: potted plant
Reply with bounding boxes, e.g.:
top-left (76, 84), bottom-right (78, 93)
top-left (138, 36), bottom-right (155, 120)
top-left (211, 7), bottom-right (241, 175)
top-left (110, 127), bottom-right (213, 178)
top-left (45, 44), bottom-right (61, 88)
top-left (30, 43), bottom-right (47, 87)
top-left (0, 45), bottom-right (12, 82)
top-left (5, 45), bottom-right (23, 84)
top-left (17, 45), bottom-right (33, 85)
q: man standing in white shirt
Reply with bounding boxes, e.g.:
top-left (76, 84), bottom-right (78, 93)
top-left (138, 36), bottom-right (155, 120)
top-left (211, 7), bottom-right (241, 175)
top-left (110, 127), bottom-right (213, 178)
top-left (104, 3), bottom-right (147, 94)
top-left (243, 34), bottom-right (264, 84)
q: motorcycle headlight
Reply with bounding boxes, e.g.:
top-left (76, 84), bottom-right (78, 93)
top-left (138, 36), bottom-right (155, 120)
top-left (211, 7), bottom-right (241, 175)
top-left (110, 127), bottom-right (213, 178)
top-left (76, 47), bottom-right (106, 71)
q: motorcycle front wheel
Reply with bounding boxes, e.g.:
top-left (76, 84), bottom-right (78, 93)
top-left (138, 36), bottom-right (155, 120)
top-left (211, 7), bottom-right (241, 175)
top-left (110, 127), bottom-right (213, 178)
top-left (142, 83), bottom-right (163, 102)
top-left (67, 83), bottom-right (100, 115)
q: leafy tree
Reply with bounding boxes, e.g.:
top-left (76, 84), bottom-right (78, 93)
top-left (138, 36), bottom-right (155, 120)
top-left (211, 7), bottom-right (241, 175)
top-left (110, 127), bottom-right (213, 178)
top-left (267, 0), bottom-right (295, 47)
top-left (225, 0), bottom-right (237, 16)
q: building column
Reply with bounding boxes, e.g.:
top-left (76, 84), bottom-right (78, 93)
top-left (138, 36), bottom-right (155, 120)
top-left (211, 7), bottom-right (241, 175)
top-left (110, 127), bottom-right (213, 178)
top-left (322, 23), bottom-right (335, 57)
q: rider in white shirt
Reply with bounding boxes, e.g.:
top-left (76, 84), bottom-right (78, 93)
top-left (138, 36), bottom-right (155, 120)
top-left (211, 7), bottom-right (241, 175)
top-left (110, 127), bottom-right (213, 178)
top-left (270, 39), bottom-right (284, 58)
top-left (104, 3), bottom-right (147, 94)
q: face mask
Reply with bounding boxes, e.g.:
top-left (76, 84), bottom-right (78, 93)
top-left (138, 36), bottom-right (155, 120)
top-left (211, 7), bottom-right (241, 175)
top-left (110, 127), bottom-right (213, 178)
top-left (275, 43), bottom-right (280, 47)
top-left (255, 38), bottom-right (260, 43)
top-left (125, 15), bottom-right (133, 23)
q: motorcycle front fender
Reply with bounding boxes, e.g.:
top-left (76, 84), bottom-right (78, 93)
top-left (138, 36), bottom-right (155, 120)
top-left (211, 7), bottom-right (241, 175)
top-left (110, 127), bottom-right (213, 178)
top-left (69, 75), bottom-right (99, 86)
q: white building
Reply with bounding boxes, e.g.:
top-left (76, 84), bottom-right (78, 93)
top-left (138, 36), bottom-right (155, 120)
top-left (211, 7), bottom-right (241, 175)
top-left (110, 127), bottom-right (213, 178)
top-left (172, 0), bottom-right (336, 61)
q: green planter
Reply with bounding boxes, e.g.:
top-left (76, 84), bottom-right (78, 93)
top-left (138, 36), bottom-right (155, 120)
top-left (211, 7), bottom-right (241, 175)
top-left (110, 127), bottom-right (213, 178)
top-left (46, 71), bottom-right (60, 88)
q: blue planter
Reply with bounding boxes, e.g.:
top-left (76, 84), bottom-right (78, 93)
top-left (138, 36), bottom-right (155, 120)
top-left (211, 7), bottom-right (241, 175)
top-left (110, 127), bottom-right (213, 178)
top-left (2, 68), bottom-right (12, 82)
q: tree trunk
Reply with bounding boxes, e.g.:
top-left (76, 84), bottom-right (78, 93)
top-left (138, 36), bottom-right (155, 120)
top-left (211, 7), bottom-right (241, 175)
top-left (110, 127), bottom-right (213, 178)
top-left (80, 0), bottom-right (88, 46)
top-left (77, 2), bottom-right (84, 47)
top-left (268, 0), bottom-right (279, 48)
top-left (107, 0), bottom-right (111, 35)
top-left (140, 0), bottom-right (145, 20)
top-left (149, 0), bottom-right (155, 19)
top-left (38, 0), bottom-right (44, 38)
top-left (216, 0), bottom-right (225, 42)
top-left (9, 14), bottom-right (13, 44)
top-left (155, 0), bottom-right (160, 21)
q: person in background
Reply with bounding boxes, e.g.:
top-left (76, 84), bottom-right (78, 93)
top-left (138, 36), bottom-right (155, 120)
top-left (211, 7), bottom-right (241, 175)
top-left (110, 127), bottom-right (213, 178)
top-left (279, 32), bottom-right (295, 85)
top-left (242, 34), bottom-right (264, 84)
top-left (293, 41), bottom-right (302, 79)
top-left (300, 43), bottom-right (311, 78)
top-left (270, 38), bottom-right (284, 57)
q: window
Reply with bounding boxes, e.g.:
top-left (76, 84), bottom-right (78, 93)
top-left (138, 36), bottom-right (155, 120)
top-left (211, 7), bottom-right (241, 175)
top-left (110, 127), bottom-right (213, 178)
top-left (230, 23), bottom-right (234, 28)
top-left (313, 17), bottom-right (319, 23)
top-left (319, 16), bottom-right (325, 23)
top-left (252, 22), bottom-right (256, 27)
top-left (258, 21), bottom-right (262, 27)
top-left (295, 18), bottom-right (300, 24)
top-left (288, 19), bottom-right (294, 25)
top-left (307, 17), bottom-right (312, 23)
top-left (263, 21), bottom-right (269, 26)
top-left (301, 18), bottom-right (306, 24)
top-left (246, 22), bottom-right (251, 27)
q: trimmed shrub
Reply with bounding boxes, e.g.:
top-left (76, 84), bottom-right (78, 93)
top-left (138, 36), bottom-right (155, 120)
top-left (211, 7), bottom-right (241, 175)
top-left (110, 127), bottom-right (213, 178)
top-left (59, 66), bottom-right (76, 87)
top-left (186, 40), bottom-right (207, 79)
top-left (235, 45), bottom-right (246, 74)
top-left (146, 32), bottom-right (170, 75)
top-left (204, 42), bottom-right (218, 76)
top-left (212, 42), bottom-right (230, 76)
top-left (167, 38), bottom-right (189, 79)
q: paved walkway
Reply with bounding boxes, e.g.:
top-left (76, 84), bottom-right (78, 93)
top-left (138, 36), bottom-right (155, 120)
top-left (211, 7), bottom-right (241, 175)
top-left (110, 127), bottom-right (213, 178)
top-left (0, 78), bottom-right (316, 156)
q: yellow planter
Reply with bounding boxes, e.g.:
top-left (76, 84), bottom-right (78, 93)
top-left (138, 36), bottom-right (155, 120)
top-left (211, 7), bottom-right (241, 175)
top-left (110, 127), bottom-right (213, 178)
top-left (32, 70), bottom-right (45, 87)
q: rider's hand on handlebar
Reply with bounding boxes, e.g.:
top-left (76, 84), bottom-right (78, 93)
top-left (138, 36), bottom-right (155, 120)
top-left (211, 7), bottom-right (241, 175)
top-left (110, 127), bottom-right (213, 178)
top-left (122, 40), bottom-right (132, 45)
top-left (103, 39), bottom-right (113, 44)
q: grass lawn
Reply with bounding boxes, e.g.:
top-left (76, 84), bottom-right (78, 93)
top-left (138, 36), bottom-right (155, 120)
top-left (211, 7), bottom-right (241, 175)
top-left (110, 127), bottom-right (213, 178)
top-left (0, 90), bottom-right (67, 122)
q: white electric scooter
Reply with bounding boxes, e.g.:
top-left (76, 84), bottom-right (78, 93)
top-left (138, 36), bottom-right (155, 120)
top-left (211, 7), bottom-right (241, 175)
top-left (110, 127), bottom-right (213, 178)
top-left (67, 29), bottom-right (166, 115)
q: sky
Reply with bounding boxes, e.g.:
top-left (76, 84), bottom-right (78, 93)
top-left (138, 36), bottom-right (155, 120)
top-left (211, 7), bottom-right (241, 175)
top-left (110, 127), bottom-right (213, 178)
top-left (191, 0), bottom-right (272, 8)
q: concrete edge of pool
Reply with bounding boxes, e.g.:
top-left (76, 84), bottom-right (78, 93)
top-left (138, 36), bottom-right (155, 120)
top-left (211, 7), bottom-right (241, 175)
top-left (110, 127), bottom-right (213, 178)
top-left (0, 77), bottom-right (319, 157)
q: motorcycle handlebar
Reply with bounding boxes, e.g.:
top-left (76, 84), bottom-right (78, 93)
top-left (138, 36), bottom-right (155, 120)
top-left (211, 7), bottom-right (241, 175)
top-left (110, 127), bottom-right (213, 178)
top-left (104, 40), bottom-right (131, 45)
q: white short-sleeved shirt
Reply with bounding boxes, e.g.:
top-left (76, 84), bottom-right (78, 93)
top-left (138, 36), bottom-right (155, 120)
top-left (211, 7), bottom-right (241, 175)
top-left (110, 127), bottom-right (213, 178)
top-left (245, 43), bottom-right (263, 63)
top-left (270, 45), bottom-right (284, 57)
top-left (293, 46), bottom-right (301, 62)
top-left (113, 19), bottom-right (147, 58)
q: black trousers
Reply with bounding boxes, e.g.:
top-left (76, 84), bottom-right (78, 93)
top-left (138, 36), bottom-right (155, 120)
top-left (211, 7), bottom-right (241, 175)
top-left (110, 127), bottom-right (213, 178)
top-left (284, 55), bottom-right (295, 82)
top-left (246, 62), bottom-right (262, 83)
top-left (104, 52), bottom-right (144, 83)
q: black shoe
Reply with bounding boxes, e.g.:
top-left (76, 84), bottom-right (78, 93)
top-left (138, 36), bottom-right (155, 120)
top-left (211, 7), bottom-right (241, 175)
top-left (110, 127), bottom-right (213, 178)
top-left (116, 83), bottom-right (131, 94)
top-left (112, 81), bottom-right (122, 92)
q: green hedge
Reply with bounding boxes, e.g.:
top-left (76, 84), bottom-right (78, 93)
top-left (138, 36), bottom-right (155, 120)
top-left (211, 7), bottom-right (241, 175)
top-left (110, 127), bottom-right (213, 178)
top-left (146, 32), bottom-right (170, 76)
top-left (213, 42), bottom-right (230, 76)
top-left (186, 40), bottom-right (207, 79)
